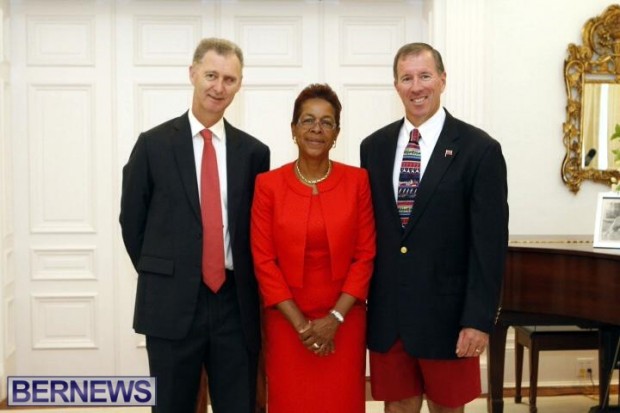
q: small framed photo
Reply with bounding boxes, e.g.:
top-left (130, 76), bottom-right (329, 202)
top-left (593, 192), bottom-right (620, 248)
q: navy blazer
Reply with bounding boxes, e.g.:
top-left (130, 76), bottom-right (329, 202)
top-left (360, 109), bottom-right (508, 359)
top-left (120, 111), bottom-right (270, 352)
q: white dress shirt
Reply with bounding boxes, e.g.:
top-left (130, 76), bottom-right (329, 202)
top-left (392, 107), bottom-right (447, 201)
top-left (188, 110), bottom-right (233, 270)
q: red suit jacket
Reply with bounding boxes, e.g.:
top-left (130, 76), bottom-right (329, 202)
top-left (251, 161), bottom-right (376, 307)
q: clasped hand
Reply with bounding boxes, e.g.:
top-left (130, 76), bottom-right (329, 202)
top-left (298, 316), bottom-right (339, 356)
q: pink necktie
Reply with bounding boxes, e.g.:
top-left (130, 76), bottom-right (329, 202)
top-left (200, 129), bottom-right (225, 292)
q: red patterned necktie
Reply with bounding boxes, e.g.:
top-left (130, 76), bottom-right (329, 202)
top-left (200, 129), bottom-right (225, 292)
top-left (397, 128), bottom-right (421, 227)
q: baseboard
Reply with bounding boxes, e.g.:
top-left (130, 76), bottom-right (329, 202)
top-left (499, 385), bottom-right (604, 398)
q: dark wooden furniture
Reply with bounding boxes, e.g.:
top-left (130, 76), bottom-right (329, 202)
top-left (514, 325), bottom-right (599, 413)
top-left (488, 237), bottom-right (620, 413)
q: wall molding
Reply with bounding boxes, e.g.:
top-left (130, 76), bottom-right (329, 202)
top-left (31, 293), bottom-right (98, 349)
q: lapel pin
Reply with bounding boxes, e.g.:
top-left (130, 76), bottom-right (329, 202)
top-left (444, 149), bottom-right (453, 157)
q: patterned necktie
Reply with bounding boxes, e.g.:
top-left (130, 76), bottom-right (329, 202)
top-left (200, 129), bottom-right (225, 293)
top-left (397, 128), bottom-right (421, 228)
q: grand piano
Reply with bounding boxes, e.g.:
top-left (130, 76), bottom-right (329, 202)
top-left (488, 236), bottom-right (620, 413)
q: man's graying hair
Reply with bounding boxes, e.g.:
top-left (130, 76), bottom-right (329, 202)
top-left (193, 38), bottom-right (244, 68)
top-left (393, 42), bottom-right (445, 80)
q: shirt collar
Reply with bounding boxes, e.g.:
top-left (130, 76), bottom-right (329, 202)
top-left (188, 109), bottom-right (226, 141)
top-left (404, 107), bottom-right (446, 145)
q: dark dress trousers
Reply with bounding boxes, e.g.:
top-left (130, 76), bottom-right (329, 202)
top-left (360, 109), bottom-right (508, 360)
top-left (120, 111), bottom-right (270, 412)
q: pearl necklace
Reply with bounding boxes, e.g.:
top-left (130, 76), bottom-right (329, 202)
top-left (295, 160), bottom-right (332, 185)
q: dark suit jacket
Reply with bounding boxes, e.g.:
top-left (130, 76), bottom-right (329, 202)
top-left (360, 109), bottom-right (508, 359)
top-left (120, 111), bottom-right (270, 353)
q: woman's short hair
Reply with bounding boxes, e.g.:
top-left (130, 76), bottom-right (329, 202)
top-left (291, 83), bottom-right (342, 127)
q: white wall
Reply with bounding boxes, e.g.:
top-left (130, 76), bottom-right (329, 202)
top-left (486, 0), bottom-right (616, 235)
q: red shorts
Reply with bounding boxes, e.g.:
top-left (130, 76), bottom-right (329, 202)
top-left (369, 339), bottom-right (481, 408)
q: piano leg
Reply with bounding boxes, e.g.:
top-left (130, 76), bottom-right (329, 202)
top-left (488, 323), bottom-right (509, 413)
top-left (590, 327), bottom-right (620, 413)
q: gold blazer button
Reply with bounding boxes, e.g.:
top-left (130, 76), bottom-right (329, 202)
top-left (400, 246), bottom-right (408, 254)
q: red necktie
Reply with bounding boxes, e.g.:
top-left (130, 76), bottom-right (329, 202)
top-left (200, 129), bottom-right (225, 292)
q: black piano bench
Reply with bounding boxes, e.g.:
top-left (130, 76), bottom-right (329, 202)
top-left (514, 325), bottom-right (599, 413)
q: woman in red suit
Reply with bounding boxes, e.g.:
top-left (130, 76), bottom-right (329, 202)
top-left (251, 84), bottom-right (376, 413)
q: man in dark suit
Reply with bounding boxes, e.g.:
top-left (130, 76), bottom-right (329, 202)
top-left (360, 43), bottom-right (508, 413)
top-left (120, 38), bottom-right (270, 413)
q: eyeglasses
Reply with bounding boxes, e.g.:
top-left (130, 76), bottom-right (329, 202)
top-left (297, 117), bottom-right (338, 131)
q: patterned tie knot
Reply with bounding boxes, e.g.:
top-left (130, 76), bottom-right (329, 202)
top-left (410, 128), bottom-right (420, 144)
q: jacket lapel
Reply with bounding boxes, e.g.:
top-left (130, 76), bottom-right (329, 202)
top-left (224, 119), bottom-right (245, 246)
top-left (402, 111), bottom-right (460, 239)
top-left (172, 112), bottom-right (202, 222)
top-left (378, 120), bottom-right (405, 230)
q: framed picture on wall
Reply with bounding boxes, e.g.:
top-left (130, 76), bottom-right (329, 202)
top-left (593, 192), bottom-right (620, 248)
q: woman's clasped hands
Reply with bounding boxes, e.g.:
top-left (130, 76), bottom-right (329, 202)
top-left (297, 316), bottom-right (340, 356)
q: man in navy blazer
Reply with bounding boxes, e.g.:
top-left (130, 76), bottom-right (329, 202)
top-left (360, 43), bottom-right (508, 413)
top-left (120, 38), bottom-right (270, 413)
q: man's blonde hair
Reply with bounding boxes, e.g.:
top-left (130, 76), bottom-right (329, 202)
top-left (192, 38), bottom-right (244, 68)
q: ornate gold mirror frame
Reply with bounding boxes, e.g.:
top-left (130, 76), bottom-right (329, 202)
top-left (562, 5), bottom-right (620, 193)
